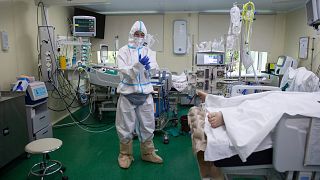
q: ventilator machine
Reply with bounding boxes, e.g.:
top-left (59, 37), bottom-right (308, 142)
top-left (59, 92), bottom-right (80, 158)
top-left (274, 56), bottom-right (298, 75)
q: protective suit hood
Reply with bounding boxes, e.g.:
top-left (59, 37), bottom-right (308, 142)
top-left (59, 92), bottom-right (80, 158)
top-left (128, 21), bottom-right (148, 48)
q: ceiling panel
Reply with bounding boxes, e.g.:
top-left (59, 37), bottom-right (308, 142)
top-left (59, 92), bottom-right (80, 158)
top-left (34, 0), bottom-right (111, 6)
top-left (68, 0), bottom-right (306, 14)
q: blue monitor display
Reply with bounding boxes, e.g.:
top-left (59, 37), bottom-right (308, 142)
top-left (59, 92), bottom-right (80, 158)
top-left (33, 87), bottom-right (47, 97)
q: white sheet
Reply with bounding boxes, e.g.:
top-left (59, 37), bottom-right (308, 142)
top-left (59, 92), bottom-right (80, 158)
top-left (204, 91), bottom-right (320, 162)
top-left (172, 73), bottom-right (188, 92)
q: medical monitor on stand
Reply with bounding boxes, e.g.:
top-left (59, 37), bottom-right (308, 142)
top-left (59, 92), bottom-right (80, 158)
top-left (73, 16), bottom-right (96, 37)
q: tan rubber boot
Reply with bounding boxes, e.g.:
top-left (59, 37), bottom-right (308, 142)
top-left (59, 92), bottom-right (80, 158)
top-left (140, 140), bottom-right (163, 163)
top-left (118, 140), bottom-right (134, 169)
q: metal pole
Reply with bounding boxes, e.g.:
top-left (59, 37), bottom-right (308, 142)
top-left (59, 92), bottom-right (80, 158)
top-left (311, 37), bottom-right (315, 72)
top-left (191, 34), bottom-right (195, 72)
top-left (41, 5), bottom-right (49, 26)
top-left (239, 21), bottom-right (244, 81)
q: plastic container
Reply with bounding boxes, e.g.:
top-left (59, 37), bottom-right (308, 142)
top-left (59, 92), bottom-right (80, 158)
top-left (59, 56), bottom-right (67, 70)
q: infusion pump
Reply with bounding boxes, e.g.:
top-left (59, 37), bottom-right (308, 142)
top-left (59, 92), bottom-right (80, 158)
top-left (195, 66), bottom-right (226, 94)
top-left (194, 51), bottom-right (226, 94)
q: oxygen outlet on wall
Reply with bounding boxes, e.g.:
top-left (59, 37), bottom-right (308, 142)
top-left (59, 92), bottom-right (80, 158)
top-left (1, 31), bottom-right (9, 51)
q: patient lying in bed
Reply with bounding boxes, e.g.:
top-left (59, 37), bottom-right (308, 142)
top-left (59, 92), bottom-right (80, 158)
top-left (199, 90), bottom-right (320, 161)
top-left (189, 90), bottom-right (320, 179)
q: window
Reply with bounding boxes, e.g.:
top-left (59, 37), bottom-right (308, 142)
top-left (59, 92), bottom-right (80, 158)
top-left (247, 51), bottom-right (268, 73)
top-left (97, 51), bottom-right (118, 65)
top-left (259, 52), bottom-right (268, 72)
top-left (226, 50), bottom-right (268, 76)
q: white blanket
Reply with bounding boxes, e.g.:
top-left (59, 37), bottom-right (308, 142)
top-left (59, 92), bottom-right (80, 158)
top-left (204, 91), bottom-right (320, 162)
top-left (172, 73), bottom-right (188, 92)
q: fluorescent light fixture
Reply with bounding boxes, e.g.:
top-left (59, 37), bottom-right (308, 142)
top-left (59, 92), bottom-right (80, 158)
top-left (255, 10), bottom-right (277, 14)
top-left (98, 9), bottom-right (276, 15)
top-left (34, 0), bottom-right (111, 6)
top-left (201, 9), bottom-right (276, 15)
top-left (99, 11), bottom-right (160, 15)
top-left (201, 10), bottom-right (230, 13)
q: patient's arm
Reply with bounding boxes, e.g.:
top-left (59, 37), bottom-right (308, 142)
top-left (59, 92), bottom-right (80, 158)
top-left (208, 111), bottom-right (224, 128)
top-left (197, 90), bottom-right (208, 103)
top-left (196, 90), bottom-right (225, 128)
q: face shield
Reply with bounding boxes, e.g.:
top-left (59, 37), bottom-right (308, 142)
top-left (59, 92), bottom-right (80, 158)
top-left (128, 21), bottom-right (148, 48)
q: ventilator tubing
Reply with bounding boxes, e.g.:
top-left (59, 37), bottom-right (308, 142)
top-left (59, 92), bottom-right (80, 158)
top-left (118, 140), bottom-right (134, 169)
top-left (140, 140), bottom-right (163, 163)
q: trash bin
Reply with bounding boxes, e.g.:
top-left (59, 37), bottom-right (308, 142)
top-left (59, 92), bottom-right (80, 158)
top-left (180, 115), bottom-right (190, 133)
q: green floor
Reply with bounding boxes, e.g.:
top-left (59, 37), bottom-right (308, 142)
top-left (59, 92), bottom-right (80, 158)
top-left (0, 106), bottom-right (201, 180)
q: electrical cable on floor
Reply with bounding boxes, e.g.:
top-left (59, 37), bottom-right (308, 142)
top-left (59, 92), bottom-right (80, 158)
top-left (47, 68), bottom-right (110, 129)
top-left (50, 80), bottom-right (115, 131)
top-left (51, 83), bottom-right (97, 127)
top-left (53, 96), bottom-right (93, 128)
top-left (71, 123), bottom-right (115, 133)
top-left (53, 100), bottom-right (115, 133)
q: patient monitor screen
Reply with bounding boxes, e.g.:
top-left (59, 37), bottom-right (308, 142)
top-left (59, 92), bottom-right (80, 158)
top-left (197, 53), bottom-right (224, 65)
top-left (277, 56), bottom-right (285, 67)
top-left (204, 54), bottom-right (219, 64)
top-left (73, 16), bottom-right (96, 37)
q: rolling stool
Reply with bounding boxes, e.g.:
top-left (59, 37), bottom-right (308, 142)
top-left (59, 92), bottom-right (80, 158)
top-left (25, 138), bottom-right (68, 180)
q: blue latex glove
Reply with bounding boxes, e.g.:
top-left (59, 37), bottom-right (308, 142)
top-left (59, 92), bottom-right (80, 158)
top-left (145, 62), bottom-right (151, 70)
top-left (139, 54), bottom-right (150, 66)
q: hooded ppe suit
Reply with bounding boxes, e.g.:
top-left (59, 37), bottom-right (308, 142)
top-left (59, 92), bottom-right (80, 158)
top-left (115, 21), bottom-right (162, 169)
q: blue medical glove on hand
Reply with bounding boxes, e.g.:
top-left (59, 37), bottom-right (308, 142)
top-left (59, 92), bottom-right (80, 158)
top-left (145, 62), bottom-right (151, 70)
top-left (139, 54), bottom-right (150, 66)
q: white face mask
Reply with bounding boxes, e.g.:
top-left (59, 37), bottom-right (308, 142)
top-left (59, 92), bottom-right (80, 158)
top-left (134, 37), bottom-right (144, 46)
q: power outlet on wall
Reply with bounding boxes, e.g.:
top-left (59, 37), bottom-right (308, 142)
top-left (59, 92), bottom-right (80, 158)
top-left (1, 31), bottom-right (9, 51)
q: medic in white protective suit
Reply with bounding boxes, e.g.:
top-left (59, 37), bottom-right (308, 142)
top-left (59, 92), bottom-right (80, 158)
top-left (115, 21), bottom-right (163, 169)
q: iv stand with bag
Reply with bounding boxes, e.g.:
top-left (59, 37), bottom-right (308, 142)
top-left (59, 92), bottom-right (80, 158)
top-left (239, 1), bottom-right (259, 84)
top-left (226, 3), bottom-right (241, 77)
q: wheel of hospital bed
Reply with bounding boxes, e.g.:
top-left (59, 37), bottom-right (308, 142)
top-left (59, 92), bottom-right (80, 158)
top-left (163, 133), bottom-right (169, 144)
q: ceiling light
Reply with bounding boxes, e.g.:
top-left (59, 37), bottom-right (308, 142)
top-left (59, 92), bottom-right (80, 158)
top-left (99, 11), bottom-right (160, 15)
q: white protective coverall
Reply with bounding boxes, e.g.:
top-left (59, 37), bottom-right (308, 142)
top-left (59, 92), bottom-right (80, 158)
top-left (280, 67), bottom-right (320, 92)
top-left (204, 91), bottom-right (320, 162)
top-left (116, 21), bottom-right (159, 143)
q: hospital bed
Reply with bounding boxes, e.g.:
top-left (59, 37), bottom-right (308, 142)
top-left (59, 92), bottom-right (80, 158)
top-left (189, 85), bottom-right (320, 180)
top-left (87, 66), bottom-right (175, 124)
top-left (86, 65), bottom-right (120, 88)
top-left (214, 114), bottom-right (320, 180)
top-left (86, 65), bottom-right (120, 119)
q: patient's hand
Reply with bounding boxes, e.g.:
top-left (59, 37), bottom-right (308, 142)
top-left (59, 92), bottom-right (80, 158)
top-left (208, 111), bottom-right (224, 128)
top-left (197, 90), bottom-right (208, 103)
